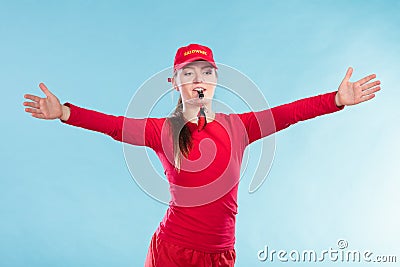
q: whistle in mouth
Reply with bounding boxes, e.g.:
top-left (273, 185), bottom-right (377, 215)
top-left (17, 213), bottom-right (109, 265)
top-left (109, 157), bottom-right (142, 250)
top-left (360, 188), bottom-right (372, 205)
top-left (196, 88), bottom-right (204, 99)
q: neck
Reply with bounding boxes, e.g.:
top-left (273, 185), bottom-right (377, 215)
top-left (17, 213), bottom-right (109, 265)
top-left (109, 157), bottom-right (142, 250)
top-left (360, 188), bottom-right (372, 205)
top-left (182, 103), bottom-right (215, 123)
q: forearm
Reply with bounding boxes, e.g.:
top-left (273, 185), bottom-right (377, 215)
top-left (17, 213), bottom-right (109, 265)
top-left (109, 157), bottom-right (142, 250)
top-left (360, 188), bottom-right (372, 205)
top-left (60, 102), bottom-right (124, 141)
top-left (59, 102), bottom-right (149, 146)
top-left (240, 91), bottom-right (346, 144)
top-left (272, 91), bottom-right (345, 132)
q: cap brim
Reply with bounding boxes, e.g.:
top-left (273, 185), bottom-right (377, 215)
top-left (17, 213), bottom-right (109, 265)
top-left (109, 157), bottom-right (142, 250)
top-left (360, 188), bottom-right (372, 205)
top-left (175, 56), bottom-right (218, 71)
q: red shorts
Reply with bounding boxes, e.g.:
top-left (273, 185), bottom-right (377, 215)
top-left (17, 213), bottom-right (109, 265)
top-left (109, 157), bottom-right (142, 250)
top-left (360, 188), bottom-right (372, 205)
top-left (144, 232), bottom-right (236, 267)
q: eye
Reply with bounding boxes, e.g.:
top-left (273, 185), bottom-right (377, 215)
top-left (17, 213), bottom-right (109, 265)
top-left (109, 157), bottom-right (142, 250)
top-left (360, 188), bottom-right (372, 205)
top-left (184, 72), bottom-right (193, 76)
top-left (204, 69), bottom-right (213, 75)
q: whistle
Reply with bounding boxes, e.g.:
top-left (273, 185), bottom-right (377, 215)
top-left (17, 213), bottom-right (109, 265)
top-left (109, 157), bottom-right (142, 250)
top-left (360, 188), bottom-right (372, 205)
top-left (194, 88), bottom-right (207, 131)
top-left (195, 88), bottom-right (204, 99)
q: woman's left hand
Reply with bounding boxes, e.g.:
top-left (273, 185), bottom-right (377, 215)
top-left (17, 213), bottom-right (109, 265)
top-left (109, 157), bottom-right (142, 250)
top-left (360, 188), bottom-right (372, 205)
top-left (335, 67), bottom-right (381, 107)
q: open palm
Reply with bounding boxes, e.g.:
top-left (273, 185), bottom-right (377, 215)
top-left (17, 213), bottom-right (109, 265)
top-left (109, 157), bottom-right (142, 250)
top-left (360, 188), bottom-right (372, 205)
top-left (23, 83), bottom-right (63, 119)
top-left (336, 67), bottom-right (381, 106)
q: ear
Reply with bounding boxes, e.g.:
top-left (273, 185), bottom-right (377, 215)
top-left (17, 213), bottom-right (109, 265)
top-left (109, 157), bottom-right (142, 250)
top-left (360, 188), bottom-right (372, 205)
top-left (171, 77), bottom-right (179, 91)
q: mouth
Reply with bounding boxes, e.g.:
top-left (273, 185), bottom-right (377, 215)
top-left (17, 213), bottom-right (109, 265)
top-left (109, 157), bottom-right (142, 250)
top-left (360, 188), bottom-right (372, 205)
top-left (192, 87), bottom-right (206, 92)
top-left (193, 87), bottom-right (206, 99)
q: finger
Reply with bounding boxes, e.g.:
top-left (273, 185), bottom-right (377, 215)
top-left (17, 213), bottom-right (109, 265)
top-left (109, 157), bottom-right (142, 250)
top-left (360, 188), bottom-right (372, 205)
top-left (361, 80), bottom-right (380, 91)
top-left (24, 94), bottom-right (41, 102)
top-left (343, 67), bottom-right (353, 81)
top-left (32, 113), bottom-right (45, 119)
top-left (23, 101), bottom-right (39, 108)
top-left (25, 107), bottom-right (43, 114)
top-left (39, 82), bottom-right (53, 97)
top-left (363, 86), bottom-right (381, 96)
top-left (357, 74), bottom-right (377, 86)
top-left (359, 94), bottom-right (375, 103)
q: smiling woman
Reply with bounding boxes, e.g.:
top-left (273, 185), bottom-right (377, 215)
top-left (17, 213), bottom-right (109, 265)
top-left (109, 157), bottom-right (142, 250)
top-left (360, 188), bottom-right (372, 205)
top-left (22, 43), bottom-right (380, 267)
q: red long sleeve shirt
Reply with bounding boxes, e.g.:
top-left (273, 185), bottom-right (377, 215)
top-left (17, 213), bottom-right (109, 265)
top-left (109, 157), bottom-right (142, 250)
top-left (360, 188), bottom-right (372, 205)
top-left (61, 91), bottom-right (344, 253)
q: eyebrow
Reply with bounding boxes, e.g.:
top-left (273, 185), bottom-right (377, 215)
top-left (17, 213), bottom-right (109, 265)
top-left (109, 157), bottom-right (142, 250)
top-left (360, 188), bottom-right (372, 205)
top-left (182, 63), bottom-right (214, 70)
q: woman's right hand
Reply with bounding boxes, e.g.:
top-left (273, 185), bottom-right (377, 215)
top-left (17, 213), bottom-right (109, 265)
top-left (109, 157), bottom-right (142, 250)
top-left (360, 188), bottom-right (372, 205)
top-left (23, 82), bottom-right (67, 120)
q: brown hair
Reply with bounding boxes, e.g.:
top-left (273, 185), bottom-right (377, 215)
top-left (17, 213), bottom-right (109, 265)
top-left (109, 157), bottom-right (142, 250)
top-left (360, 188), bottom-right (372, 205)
top-left (167, 95), bottom-right (192, 172)
top-left (167, 66), bottom-right (217, 172)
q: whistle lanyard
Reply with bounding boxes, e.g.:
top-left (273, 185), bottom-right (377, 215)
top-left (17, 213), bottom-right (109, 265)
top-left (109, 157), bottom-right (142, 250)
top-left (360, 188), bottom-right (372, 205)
top-left (196, 89), bottom-right (207, 132)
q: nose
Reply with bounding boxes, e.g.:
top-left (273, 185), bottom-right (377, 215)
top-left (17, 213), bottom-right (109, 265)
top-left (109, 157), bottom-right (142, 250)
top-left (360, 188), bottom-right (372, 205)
top-left (193, 70), bottom-right (203, 83)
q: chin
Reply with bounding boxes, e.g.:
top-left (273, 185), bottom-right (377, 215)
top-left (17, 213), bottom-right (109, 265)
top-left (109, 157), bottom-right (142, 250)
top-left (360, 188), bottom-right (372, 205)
top-left (184, 98), bottom-right (201, 105)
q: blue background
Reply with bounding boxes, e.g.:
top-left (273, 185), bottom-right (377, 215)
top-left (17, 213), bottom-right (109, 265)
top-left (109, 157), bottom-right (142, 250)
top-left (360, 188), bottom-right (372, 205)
top-left (1, 0), bottom-right (399, 266)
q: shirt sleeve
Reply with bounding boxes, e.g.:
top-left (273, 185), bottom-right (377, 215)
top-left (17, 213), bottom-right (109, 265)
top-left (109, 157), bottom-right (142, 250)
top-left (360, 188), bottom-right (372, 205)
top-left (60, 102), bottom-right (162, 150)
top-left (238, 91), bottom-right (345, 145)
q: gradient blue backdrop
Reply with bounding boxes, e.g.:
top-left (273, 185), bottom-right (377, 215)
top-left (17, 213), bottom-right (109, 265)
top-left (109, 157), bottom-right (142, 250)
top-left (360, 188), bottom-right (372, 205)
top-left (1, 0), bottom-right (399, 266)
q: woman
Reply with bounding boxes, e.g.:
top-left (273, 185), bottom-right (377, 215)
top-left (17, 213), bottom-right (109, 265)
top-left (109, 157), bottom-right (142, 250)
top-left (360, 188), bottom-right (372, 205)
top-left (23, 43), bottom-right (381, 266)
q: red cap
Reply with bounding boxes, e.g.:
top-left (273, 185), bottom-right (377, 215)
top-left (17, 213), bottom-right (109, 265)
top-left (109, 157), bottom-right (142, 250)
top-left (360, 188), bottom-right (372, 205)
top-left (173, 43), bottom-right (218, 72)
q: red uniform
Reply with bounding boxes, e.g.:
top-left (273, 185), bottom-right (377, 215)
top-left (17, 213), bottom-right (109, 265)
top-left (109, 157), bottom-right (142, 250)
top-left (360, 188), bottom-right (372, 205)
top-left (61, 91), bottom-right (344, 266)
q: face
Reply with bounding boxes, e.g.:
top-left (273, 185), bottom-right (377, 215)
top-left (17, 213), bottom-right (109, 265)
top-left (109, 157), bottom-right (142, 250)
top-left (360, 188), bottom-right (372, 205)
top-left (172, 60), bottom-right (217, 106)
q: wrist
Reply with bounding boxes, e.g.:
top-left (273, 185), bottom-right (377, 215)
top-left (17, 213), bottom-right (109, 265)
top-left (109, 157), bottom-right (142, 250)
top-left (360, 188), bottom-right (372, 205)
top-left (335, 92), bottom-right (343, 108)
top-left (60, 105), bottom-right (70, 121)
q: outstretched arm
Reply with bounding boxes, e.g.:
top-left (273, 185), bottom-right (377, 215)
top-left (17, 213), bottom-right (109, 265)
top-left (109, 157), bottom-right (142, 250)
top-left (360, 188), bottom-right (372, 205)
top-left (23, 83), bottom-right (162, 149)
top-left (239, 68), bottom-right (381, 145)
top-left (335, 67), bottom-right (381, 107)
